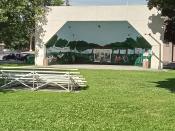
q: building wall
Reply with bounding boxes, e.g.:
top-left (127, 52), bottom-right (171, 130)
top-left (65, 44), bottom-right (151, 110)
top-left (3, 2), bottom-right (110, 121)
top-left (163, 43), bottom-right (173, 63)
top-left (35, 5), bottom-right (165, 69)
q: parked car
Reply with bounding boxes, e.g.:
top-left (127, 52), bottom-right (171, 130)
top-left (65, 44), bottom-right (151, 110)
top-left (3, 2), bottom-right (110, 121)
top-left (2, 53), bottom-right (29, 61)
top-left (2, 51), bottom-right (35, 64)
top-left (2, 53), bottom-right (16, 60)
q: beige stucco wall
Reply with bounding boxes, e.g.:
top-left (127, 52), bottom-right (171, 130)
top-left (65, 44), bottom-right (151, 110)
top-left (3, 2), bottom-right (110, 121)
top-left (163, 43), bottom-right (173, 63)
top-left (35, 5), bottom-right (165, 69)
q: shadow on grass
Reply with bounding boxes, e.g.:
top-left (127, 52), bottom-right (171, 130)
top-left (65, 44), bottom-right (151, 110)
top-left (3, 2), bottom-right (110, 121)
top-left (0, 86), bottom-right (89, 93)
top-left (154, 78), bottom-right (175, 93)
top-left (0, 89), bottom-right (15, 94)
top-left (75, 85), bottom-right (89, 91)
top-left (40, 85), bottom-right (90, 92)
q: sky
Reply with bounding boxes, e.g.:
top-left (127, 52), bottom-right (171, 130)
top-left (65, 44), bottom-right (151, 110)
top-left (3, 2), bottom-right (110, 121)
top-left (69, 0), bottom-right (147, 6)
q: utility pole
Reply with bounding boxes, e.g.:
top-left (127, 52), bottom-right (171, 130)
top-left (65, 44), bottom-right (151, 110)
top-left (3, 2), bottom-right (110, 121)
top-left (65, 0), bottom-right (70, 6)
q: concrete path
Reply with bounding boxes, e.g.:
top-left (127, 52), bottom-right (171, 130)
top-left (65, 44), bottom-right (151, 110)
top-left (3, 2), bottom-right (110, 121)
top-left (15, 64), bottom-right (166, 71)
top-left (49, 64), bottom-right (161, 71)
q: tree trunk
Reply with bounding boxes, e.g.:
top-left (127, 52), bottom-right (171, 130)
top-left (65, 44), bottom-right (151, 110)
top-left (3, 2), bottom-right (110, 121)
top-left (173, 43), bottom-right (175, 62)
top-left (29, 34), bottom-right (33, 51)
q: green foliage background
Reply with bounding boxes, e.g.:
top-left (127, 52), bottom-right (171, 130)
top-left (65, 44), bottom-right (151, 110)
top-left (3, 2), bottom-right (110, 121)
top-left (0, 0), bottom-right (63, 49)
top-left (147, 0), bottom-right (175, 43)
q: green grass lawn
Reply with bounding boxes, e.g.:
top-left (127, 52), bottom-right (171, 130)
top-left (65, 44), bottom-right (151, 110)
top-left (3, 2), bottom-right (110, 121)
top-left (0, 63), bottom-right (32, 67)
top-left (0, 69), bottom-right (175, 130)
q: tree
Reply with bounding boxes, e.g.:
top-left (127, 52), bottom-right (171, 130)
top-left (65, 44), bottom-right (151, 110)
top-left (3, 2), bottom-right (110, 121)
top-left (55, 39), bottom-right (68, 47)
top-left (136, 37), bottom-right (152, 48)
top-left (65, 0), bottom-right (70, 6)
top-left (0, 0), bottom-right (64, 50)
top-left (46, 34), bottom-right (58, 48)
top-left (147, 0), bottom-right (175, 43)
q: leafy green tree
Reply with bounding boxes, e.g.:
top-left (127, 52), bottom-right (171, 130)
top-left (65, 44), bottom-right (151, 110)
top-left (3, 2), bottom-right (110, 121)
top-left (55, 39), bottom-right (68, 47)
top-left (125, 38), bottom-right (137, 48)
top-left (147, 0), bottom-right (175, 43)
top-left (136, 37), bottom-right (152, 48)
top-left (147, 0), bottom-right (175, 10)
top-left (46, 34), bottom-right (58, 48)
top-left (76, 41), bottom-right (89, 51)
top-left (67, 41), bottom-right (77, 50)
top-left (0, 0), bottom-right (64, 50)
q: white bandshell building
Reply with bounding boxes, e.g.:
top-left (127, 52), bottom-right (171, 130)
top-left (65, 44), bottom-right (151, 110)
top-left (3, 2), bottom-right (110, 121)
top-left (35, 6), bottom-right (173, 69)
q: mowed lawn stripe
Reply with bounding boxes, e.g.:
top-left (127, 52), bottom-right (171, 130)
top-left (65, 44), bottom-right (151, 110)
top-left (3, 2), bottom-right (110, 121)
top-left (0, 70), bottom-right (175, 130)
